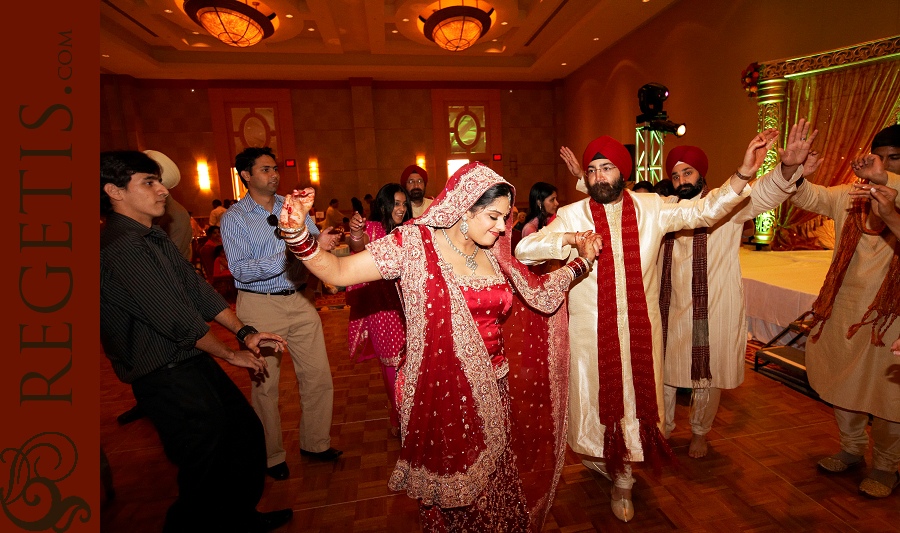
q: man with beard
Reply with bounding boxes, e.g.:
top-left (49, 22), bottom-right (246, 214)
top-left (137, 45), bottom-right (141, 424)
top-left (518, 126), bottom-right (812, 522)
top-left (657, 130), bottom-right (814, 460)
top-left (402, 165), bottom-right (433, 218)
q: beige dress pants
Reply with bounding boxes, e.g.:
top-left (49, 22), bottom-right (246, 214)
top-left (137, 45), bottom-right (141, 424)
top-left (237, 290), bottom-right (334, 467)
top-left (834, 406), bottom-right (900, 472)
top-left (663, 384), bottom-right (721, 438)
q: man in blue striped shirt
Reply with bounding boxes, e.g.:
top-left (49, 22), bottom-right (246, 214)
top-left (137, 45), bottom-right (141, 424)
top-left (221, 147), bottom-right (343, 481)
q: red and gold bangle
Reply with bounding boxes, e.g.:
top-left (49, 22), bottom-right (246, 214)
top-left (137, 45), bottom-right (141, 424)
top-left (299, 242), bottom-right (321, 261)
top-left (287, 234), bottom-right (317, 255)
top-left (567, 257), bottom-right (591, 278)
top-left (349, 232), bottom-right (364, 242)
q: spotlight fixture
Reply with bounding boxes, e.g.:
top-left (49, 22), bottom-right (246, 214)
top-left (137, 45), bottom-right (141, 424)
top-left (183, 0), bottom-right (276, 48)
top-left (649, 119), bottom-right (686, 137)
top-left (636, 82), bottom-right (669, 123)
top-left (420, 2), bottom-right (494, 52)
top-left (636, 82), bottom-right (685, 136)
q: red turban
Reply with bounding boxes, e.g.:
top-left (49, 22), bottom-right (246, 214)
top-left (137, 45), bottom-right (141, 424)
top-left (665, 145), bottom-right (708, 178)
top-left (582, 136), bottom-right (632, 181)
top-left (401, 165), bottom-right (428, 185)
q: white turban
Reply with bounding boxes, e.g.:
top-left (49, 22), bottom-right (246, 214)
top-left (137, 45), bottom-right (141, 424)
top-left (144, 150), bottom-right (181, 189)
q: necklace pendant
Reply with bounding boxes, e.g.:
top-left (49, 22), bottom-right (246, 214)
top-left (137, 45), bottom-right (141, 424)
top-left (466, 257), bottom-right (478, 272)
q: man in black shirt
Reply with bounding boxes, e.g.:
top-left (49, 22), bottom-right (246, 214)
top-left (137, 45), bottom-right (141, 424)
top-left (100, 151), bottom-right (293, 533)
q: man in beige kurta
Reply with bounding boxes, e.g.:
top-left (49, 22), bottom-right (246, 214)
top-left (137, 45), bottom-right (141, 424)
top-left (787, 125), bottom-right (900, 498)
top-left (657, 145), bottom-right (804, 459)
top-left (516, 130), bottom-right (808, 521)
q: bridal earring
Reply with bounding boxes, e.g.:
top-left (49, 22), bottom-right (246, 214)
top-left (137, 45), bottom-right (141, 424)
top-left (460, 217), bottom-right (469, 239)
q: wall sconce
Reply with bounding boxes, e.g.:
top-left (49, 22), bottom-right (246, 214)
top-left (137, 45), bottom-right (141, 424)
top-left (197, 161), bottom-right (211, 190)
top-left (416, 156), bottom-right (426, 169)
top-left (309, 159), bottom-right (319, 183)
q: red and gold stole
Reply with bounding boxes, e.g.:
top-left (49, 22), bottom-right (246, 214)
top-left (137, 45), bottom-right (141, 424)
top-left (590, 193), bottom-right (674, 477)
top-left (659, 188), bottom-right (712, 388)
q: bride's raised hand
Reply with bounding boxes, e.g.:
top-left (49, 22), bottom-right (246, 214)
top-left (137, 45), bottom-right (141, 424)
top-left (280, 188), bottom-right (316, 229)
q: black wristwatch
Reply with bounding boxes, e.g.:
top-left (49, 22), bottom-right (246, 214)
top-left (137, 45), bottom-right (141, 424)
top-left (236, 325), bottom-right (259, 344)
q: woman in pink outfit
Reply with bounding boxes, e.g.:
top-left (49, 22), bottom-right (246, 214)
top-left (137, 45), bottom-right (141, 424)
top-left (346, 183), bottom-right (411, 437)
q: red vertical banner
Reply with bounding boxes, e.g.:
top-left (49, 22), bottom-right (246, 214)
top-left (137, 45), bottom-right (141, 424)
top-left (4, 1), bottom-right (99, 532)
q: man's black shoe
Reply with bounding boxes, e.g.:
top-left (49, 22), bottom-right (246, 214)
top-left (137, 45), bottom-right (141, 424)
top-left (116, 405), bottom-right (145, 425)
top-left (299, 447), bottom-right (343, 461)
top-left (249, 508), bottom-right (293, 532)
top-left (265, 462), bottom-right (290, 480)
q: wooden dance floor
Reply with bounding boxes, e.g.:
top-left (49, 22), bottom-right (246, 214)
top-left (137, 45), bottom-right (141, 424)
top-left (101, 297), bottom-right (899, 532)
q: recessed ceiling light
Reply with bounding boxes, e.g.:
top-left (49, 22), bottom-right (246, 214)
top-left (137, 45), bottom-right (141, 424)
top-left (164, 9), bottom-right (173, 13)
top-left (286, 14), bottom-right (293, 18)
top-left (102, 54), bottom-right (109, 57)
top-left (308, 27), bottom-right (315, 31)
top-left (402, 18), bottom-right (409, 22)
top-left (501, 21), bottom-right (508, 25)
top-left (391, 30), bottom-right (398, 33)
top-left (593, 37), bottom-right (599, 41)
top-left (491, 39), bottom-right (497, 41)
top-left (192, 31), bottom-right (200, 34)
top-left (561, 63), bottom-right (567, 66)
top-left (643, 0), bottom-right (650, 2)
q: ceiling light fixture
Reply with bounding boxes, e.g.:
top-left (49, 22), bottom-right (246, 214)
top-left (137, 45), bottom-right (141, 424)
top-left (420, 1), bottom-right (494, 52)
top-left (183, 0), bottom-right (276, 48)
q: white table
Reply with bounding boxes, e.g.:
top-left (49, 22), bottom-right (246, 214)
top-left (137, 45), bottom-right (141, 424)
top-left (739, 247), bottom-right (831, 344)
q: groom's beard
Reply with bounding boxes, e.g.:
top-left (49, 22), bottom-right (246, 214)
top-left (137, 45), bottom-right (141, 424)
top-left (588, 174), bottom-right (626, 204)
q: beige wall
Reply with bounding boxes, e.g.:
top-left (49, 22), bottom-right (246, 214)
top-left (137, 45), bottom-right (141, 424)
top-left (562, 0), bottom-right (899, 201)
top-left (100, 77), bottom-right (564, 218)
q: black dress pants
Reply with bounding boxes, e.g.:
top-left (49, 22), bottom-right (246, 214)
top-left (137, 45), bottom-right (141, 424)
top-left (132, 355), bottom-right (266, 533)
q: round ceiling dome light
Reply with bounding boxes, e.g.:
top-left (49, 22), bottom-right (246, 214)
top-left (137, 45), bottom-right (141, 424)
top-left (183, 0), bottom-right (276, 48)
top-left (422, 4), bottom-right (493, 52)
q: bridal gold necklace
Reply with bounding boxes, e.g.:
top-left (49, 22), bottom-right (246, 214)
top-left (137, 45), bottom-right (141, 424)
top-left (441, 229), bottom-right (478, 274)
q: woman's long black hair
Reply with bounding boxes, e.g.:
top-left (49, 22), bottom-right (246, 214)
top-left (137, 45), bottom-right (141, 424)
top-left (524, 181), bottom-right (557, 230)
top-left (370, 183), bottom-right (412, 233)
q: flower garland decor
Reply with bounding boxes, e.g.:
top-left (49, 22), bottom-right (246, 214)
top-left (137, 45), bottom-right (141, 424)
top-left (740, 62), bottom-right (760, 97)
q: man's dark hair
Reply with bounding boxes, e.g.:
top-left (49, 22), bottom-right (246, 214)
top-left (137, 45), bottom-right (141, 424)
top-left (223, 199), bottom-right (233, 208)
top-left (207, 225), bottom-right (220, 236)
top-left (330, 198), bottom-right (338, 206)
top-left (653, 178), bottom-right (676, 197)
top-left (100, 151), bottom-right (160, 215)
top-left (632, 180), bottom-right (654, 193)
top-left (234, 146), bottom-right (275, 188)
top-left (872, 124), bottom-right (900, 150)
top-left (364, 194), bottom-right (373, 201)
top-left (213, 199), bottom-right (222, 208)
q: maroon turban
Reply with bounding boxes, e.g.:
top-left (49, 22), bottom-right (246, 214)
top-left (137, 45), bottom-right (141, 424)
top-left (665, 145), bottom-right (708, 178)
top-left (582, 136), bottom-right (632, 181)
top-left (401, 165), bottom-right (428, 186)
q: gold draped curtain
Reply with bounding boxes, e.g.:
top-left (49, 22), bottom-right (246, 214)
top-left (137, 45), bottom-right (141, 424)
top-left (773, 59), bottom-right (900, 250)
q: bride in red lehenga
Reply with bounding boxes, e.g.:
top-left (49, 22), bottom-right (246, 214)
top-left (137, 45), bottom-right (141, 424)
top-left (277, 162), bottom-right (601, 532)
